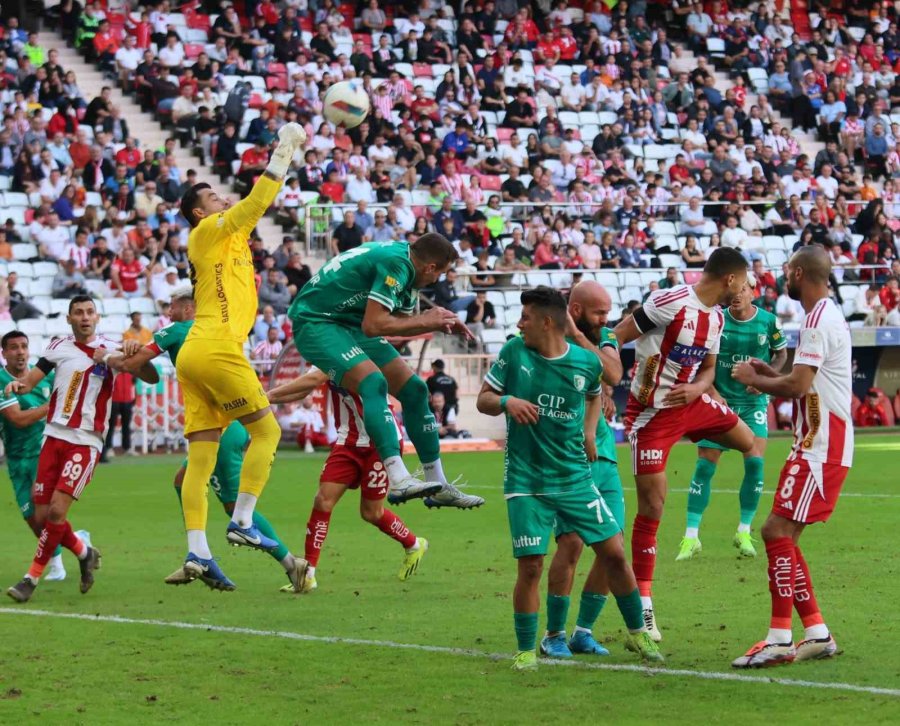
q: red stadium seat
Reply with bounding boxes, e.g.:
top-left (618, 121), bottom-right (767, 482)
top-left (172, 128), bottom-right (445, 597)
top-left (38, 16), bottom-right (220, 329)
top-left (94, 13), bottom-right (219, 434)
top-left (184, 44), bottom-right (204, 60)
top-left (413, 63), bottom-right (433, 78)
top-left (266, 75), bottom-right (288, 91)
top-left (479, 175), bottom-right (501, 191)
top-left (496, 128), bottom-right (514, 141)
top-left (268, 63), bottom-right (287, 76)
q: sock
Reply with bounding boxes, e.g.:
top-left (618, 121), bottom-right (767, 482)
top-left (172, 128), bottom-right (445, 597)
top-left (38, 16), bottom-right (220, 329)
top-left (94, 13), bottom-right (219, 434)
top-left (631, 515), bottom-right (660, 597)
top-left (395, 376), bottom-right (441, 467)
top-left (513, 612), bottom-right (539, 652)
top-left (375, 510), bottom-right (417, 549)
top-left (231, 492), bottom-right (258, 529)
top-left (357, 372), bottom-right (402, 468)
top-left (793, 544), bottom-right (828, 639)
top-left (615, 588), bottom-right (645, 633)
top-left (422, 459), bottom-right (446, 485)
top-left (685, 457), bottom-right (716, 534)
top-left (304, 508), bottom-right (332, 567)
top-left (279, 554), bottom-right (295, 572)
top-left (182, 440), bottom-right (217, 531)
top-left (685, 527), bottom-right (699, 539)
top-left (252, 510), bottom-right (290, 562)
top-left (739, 456), bottom-right (765, 529)
top-left (384, 456), bottom-right (412, 487)
top-left (575, 591), bottom-right (607, 632)
top-left (59, 521), bottom-right (86, 559)
top-left (546, 594), bottom-right (570, 635)
top-left (765, 537), bottom-right (796, 642)
top-left (27, 520), bottom-right (68, 580)
top-left (187, 530), bottom-right (212, 559)
top-left (640, 596), bottom-right (653, 610)
top-left (239, 413), bottom-right (282, 504)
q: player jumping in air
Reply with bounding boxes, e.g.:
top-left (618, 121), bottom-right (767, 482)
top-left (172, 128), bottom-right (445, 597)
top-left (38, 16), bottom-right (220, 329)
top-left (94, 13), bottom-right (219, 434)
top-left (287, 237), bottom-right (484, 510)
top-left (5, 296), bottom-right (158, 602)
top-left (677, 275), bottom-right (788, 561)
top-left (731, 246), bottom-right (853, 668)
top-left (614, 248), bottom-right (755, 642)
top-left (102, 288), bottom-right (307, 592)
top-left (0, 331), bottom-right (69, 582)
top-left (541, 281), bottom-right (627, 658)
top-left (267, 368), bottom-right (427, 593)
top-left (175, 122), bottom-right (309, 589)
top-left (477, 287), bottom-right (662, 671)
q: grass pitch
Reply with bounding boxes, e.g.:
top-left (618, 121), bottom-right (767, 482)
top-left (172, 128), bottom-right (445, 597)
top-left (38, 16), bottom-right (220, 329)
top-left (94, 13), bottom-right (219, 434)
top-left (1, 437), bottom-right (899, 724)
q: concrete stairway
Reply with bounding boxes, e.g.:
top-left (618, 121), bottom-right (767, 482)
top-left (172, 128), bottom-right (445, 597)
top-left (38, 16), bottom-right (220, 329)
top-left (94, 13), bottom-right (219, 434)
top-left (49, 39), bottom-right (290, 252)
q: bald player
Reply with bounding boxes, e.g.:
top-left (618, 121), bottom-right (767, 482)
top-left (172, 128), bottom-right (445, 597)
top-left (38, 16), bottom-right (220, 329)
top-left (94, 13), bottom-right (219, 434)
top-left (539, 281), bottom-right (628, 658)
top-left (731, 247), bottom-right (853, 668)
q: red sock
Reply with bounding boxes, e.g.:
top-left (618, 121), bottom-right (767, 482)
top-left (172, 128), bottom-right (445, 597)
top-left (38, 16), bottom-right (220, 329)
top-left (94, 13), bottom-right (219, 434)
top-left (375, 509), bottom-right (416, 549)
top-left (792, 544), bottom-right (824, 628)
top-left (60, 521), bottom-right (86, 559)
top-left (631, 515), bottom-right (660, 597)
top-left (765, 537), bottom-right (796, 631)
top-left (304, 509), bottom-right (332, 567)
top-left (28, 520), bottom-right (67, 580)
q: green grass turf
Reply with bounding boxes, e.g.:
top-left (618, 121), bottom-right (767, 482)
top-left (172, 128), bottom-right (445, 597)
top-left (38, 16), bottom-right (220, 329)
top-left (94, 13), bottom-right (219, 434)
top-left (1, 437), bottom-right (899, 724)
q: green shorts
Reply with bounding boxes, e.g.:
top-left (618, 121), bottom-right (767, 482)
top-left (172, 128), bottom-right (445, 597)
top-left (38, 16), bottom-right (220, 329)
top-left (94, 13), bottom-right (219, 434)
top-left (293, 321), bottom-right (401, 386)
top-left (181, 422), bottom-right (247, 505)
top-left (507, 484), bottom-right (621, 559)
top-left (698, 402), bottom-right (768, 450)
top-left (555, 458), bottom-right (624, 537)
top-left (7, 456), bottom-right (39, 519)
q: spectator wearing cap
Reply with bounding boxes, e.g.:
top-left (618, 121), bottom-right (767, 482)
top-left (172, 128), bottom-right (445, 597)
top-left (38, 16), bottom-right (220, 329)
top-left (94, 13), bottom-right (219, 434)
top-left (151, 266), bottom-right (182, 304)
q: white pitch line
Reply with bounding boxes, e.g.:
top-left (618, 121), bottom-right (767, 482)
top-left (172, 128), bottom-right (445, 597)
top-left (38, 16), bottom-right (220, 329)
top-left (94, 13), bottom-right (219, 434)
top-left (463, 485), bottom-right (900, 499)
top-left (1, 608), bottom-right (898, 698)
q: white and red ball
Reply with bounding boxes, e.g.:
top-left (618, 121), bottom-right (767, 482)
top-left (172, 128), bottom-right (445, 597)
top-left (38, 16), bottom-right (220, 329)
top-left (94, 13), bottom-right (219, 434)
top-left (323, 81), bottom-right (371, 129)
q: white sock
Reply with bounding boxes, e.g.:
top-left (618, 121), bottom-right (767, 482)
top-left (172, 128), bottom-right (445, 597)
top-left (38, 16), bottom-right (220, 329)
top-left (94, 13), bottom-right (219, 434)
top-left (405, 538), bottom-right (420, 553)
top-left (640, 596), bottom-right (653, 610)
top-left (49, 553), bottom-right (64, 568)
top-left (187, 529), bottom-right (212, 559)
top-left (765, 628), bottom-right (793, 645)
top-left (384, 456), bottom-right (412, 486)
top-left (685, 527), bottom-right (699, 539)
top-left (307, 565), bottom-right (316, 578)
top-left (573, 625), bottom-right (592, 635)
top-left (804, 623), bottom-right (829, 641)
top-left (231, 493), bottom-right (258, 528)
top-left (737, 523), bottom-right (751, 534)
top-left (75, 539), bottom-right (89, 560)
top-left (279, 553), bottom-right (294, 572)
top-left (24, 573), bottom-right (38, 584)
top-left (422, 460), bottom-right (447, 485)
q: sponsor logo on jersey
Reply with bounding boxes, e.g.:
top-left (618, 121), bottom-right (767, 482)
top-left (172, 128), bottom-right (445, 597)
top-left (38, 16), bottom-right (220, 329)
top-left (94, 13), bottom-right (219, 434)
top-left (639, 449), bottom-right (664, 461)
top-left (669, 343), bottom-right (709, 368)
top-left (520, 365), bottom-right (533, 377)
top-left (758, 333), bottom-right (768, 346)
top-left (62, 370), bottom-right (84, 418)
top-left (638, 354), bottom-right (660, 404)
top-left (385, 275), bottom-right (397, 287)
top-left (222, 396), bottom-right (248, 412)
top-left (214, 262), bottom-right (229, 324)
top-left (341, 346), bottom-right (364, 362)
top-left (802, 392), bottom-right (821, 449)
top-left (573, 375), bottom-right (586, 391)
top-left (536, 393), bottom-right (575, 420)
top-left (512, 534), bottom-right (542, 549)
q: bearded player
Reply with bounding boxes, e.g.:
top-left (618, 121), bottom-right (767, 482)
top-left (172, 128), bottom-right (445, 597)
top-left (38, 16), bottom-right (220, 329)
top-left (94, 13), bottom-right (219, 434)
top-left (102, 288), bottom-right (307, 592)
top-left (175, 122), bottom-right (309, 588)
top-left (540, 281), bottom-right (627, 658)
top-left (0, 331), bottom-right (68, 582)
top-left (267, 368), bottom-right (427, 593)
top-left (732, 246), bottom-right (852, 668)
top-left (613, 248), bottom-right (755, 642)
top-left (676, 275), bottom-right (788, 561)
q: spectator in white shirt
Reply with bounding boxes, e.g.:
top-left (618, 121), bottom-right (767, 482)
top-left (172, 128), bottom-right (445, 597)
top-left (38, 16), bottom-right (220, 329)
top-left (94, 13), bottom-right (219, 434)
top-left (502, 133), bottom-right (528, 171)
top-left (36, 212), bottom-right (69, 260)
top-left (816, 164), bottom-right (839, 200)
top-left (679, 197), bottom-right (707, 235)
top-left (776, 291), bottom-right (805, 326)
top-left (345, 167), bottom-right (375, 203)
top-left (367, 135), bottom-right (395, 164)
top-left (279, 398), bottom-right (330, 452)
top-left (62, 228), bottom-right (91, 272)
top-left (721, 215), bottom-right (751, 249)
top-left (39, 168), bottom-right (67, 203)
top-left (115, 35), bottom-right (143, 87)
top-left (251, 326), bottom-right (284, 377)
top-left (781, 169), bottom-right (810, 199)
top-left (151, 266), bottom-right (182, 304)
top-left (391, 194), bottom-right (416, 230)
top-left (158, 34), bottom-right (186, 73)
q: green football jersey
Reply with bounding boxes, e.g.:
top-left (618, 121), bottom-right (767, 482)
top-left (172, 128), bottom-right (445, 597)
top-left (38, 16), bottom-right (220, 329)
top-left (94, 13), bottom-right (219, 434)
top-left (485, 336), bottom-right (603, 496)
top-left (714, 307), bottom-right (786, 406)
top-left (594, 327), bottom-right (619, 464)
top-left (0, 367), bottom-right (54, 458)
top-left (288, 242), bottom-right (418, 328)
top-left (152, 320), bottom-right (194, 365)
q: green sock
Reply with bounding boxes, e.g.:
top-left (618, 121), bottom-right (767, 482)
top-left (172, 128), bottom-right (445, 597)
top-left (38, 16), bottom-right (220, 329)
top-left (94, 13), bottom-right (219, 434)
top-left (686, 457), bottom-right (717, 531)
top-left (546, 594), bottom-right (570, 634)
top-left (575, 591), bottom-right (608, 631)
top-left (739, 456), bottom-right (765, 528)
top-left (615, 589), bottom-right (645, 633)
top-left (513, 612), bottom-right (539, 652)
top-left (252, 511), bottom-right (290, 562)
top-left (357, 372), bottom-right (402, 460)
top-left (53, 545), bottom-right (62, 557)
top-left (395, 376), bottom-right (441, 464)
top-left (174, 485), bottom-right (182, 503)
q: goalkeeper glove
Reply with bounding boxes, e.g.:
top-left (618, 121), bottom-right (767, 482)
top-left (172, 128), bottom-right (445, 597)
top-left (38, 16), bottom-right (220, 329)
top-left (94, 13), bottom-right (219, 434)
top-left (266, 123), bottom-right (308, 179)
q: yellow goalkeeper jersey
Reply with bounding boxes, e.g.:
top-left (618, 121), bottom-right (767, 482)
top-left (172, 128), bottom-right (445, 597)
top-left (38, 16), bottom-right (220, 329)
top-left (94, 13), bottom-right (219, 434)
top-left (186, 175), bottom-right (280, 344)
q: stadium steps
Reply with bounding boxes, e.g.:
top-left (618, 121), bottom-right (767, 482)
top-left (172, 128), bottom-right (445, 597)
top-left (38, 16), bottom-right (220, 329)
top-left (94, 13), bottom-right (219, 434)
top-left (49, 41), bottom-right (299, 256)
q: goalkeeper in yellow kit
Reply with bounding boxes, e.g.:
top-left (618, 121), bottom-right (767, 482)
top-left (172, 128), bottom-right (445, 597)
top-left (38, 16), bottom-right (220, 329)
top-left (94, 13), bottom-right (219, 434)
top-left (173, 122), bottom-right (309, 590)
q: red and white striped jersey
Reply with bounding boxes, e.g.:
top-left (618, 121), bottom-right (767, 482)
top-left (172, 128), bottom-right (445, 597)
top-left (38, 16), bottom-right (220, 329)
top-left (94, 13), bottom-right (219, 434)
top-left (631, 285), bottom-right (724, 409)
top-left (789, 298), bottom-right (854, 467)
top-left (330, 382), bottom-right (401, 450)
top-left (38, 335), bottom-right (119, 451)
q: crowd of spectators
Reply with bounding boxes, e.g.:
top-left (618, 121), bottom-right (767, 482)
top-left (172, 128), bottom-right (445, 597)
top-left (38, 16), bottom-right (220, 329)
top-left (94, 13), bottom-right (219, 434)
top-left (5, 0), bottom-right (900, 362)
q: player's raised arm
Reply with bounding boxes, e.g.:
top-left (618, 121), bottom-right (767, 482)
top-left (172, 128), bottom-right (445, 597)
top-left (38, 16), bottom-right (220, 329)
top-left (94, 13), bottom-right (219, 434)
top-left (267, 367), bottom-right (330, 404)
top-left (94, 343), bottom-right (160, 384)
top-left (361, 299), bottom-right (461, 338)
top-left (733, 361), bottom-right (818, 399)
top-left (4, 364), bottom-right (48, 397)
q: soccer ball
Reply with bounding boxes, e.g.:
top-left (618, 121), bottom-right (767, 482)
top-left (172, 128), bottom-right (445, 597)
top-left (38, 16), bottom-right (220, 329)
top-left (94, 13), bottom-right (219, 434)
top-left (323, 81), bottom-right (370, 129)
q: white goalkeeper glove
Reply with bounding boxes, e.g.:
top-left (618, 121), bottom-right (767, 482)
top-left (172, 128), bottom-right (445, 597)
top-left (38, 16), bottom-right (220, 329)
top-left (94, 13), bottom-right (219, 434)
top-left (266, 123), bottom-right (308, 179)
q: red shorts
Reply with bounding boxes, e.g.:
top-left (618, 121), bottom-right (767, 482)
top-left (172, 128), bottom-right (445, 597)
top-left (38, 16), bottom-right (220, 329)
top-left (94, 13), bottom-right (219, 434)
top-left (33, 437), bottom-right (100, 505)
top-left (625, 393), bottom-right (740, 475)
top-left (320, 445), bottom-right (388, 500)
top-left (773, 456), bottom-right (849, 524)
